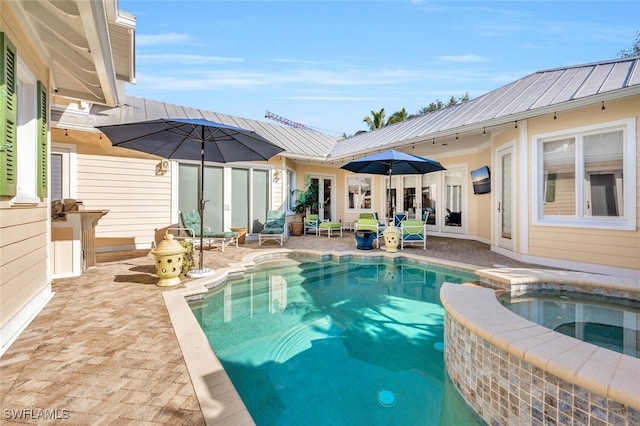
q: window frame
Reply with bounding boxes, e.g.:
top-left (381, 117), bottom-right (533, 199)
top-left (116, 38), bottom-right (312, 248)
top-left (532, 118), bottom-right (636, 230)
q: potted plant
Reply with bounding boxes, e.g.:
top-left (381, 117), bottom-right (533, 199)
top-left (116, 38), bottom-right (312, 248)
top-left (290, 174), bottom-right (319, 236)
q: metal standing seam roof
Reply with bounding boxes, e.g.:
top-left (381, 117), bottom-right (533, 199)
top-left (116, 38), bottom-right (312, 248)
top-left (81, 96), bottom-right (340, 158)
top-left (330, 56), bottom-right (640, 159)
top-left (53, 56), bottom-right (640, 162)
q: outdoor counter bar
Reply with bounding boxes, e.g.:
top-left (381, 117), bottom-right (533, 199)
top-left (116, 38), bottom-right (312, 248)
top-left (440, 268), bottom-right (640, 426)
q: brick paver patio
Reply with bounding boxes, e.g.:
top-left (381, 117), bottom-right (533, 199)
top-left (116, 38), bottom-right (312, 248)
top-left (1, 233), bottom-right (541, 424)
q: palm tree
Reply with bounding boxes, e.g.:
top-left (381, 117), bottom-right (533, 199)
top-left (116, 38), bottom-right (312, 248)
top-left (387, 107), bottom-right (408, 125)
top-left (363, 108), bottom-right (386, 131)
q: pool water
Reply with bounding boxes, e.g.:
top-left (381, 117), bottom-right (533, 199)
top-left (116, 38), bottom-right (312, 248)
top-left (191, 257), bottom-right (484, 425)
top-left (499, 290), bottom-right (640, 359)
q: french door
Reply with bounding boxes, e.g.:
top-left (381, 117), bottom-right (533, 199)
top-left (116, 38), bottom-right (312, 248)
top-left (309, 175), bottom-right (335, 222)
top-left (496, 146), bottom-right (514, 250)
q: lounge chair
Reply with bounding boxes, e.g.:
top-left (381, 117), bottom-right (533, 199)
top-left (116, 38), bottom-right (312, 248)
top-left (303, 214), bottom-right (319, 235)
top-left (169, 210), bottom-right (238, 251)
top-left (354, 218), bottom-right (385, 248)
top-left (400, 218), bottom-right (427, 250)
top-left (259, 210), bottom-right (287, 246)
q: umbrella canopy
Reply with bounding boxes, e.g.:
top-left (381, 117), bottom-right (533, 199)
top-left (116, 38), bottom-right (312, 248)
top-left (97, 118), bottom-right (284, 272)
top-left (341, 149), bottom-right (445, 176)
top-left (341, 149), bottom-right (445, 220)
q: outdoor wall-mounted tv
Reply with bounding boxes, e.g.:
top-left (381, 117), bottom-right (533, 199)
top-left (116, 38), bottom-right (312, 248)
top-left (471, 166), bottom-right (491, 195)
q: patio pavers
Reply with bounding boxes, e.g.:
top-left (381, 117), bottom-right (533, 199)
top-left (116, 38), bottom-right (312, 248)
top-left (1, 234), bottom-right (538, 424)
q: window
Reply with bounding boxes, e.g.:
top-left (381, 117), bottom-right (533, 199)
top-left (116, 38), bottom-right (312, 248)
top-left (535, 119), bottom-right (636, 229)
top-left (347, 176), bottom-right (372, 210)
top-left (1, 32), bottom-right (47, 202)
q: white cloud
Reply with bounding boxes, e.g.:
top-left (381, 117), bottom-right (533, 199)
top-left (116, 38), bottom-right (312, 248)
top-left (137, 33), bottom-right (195, 46)
top-left (137, 54), bottom-right (243, 65)
top-left (438, 54), bottom-right (490, 63)
top-left (285, 96), bottom-right (382, 102)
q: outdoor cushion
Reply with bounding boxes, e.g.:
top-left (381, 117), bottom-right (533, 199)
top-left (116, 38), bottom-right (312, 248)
top-left (319, 222), bottom-right (341, 229)
top-left (209, 231), bottom-right (238, 238)
top-left (355, 218), bottom-right (379, 231)
top-left (401, 220), bottom-right (424, 238)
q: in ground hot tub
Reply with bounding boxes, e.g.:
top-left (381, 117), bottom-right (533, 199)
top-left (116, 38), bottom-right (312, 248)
top-left (499, 289), bottom-right (640, 359)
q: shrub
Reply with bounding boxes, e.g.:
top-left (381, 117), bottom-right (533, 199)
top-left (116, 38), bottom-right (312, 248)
top-left (179, 240), bottom-right (194, 276)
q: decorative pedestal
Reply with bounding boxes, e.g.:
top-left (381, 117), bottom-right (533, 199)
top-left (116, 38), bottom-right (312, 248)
top-left (151, 234), bottom-right (187, 287)
top-left (383, 225), bottom-right (401, 253)
top-left (355, 230), bottom-right (375, 250)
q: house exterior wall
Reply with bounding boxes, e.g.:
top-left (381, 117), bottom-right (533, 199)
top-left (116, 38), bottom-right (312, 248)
top-left (0, 7), bottom-right (51, 354)
top-left (524, 97), bottom-right (639, 274)
top-left (53, 128), bottom-right (173, 251)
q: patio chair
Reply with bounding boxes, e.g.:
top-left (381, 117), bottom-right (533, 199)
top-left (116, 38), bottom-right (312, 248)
top-left (170, 210), bottom-right (239, 252)
top-left (259, 210), bottom-right (287, 246)
top-left (394, 212), bottom-right (408, 227)
top-left (354, 218), bottom-right (385, 248)
top-left (303, 214), bottom-right (320, 235)
top-left (400, 219), bottom-right (427, 250)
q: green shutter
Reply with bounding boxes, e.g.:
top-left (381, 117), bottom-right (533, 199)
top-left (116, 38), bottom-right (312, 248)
top-left (0, 32), bottom-right (17, 197)
top-left (37, 80), bottom-right (48, 198)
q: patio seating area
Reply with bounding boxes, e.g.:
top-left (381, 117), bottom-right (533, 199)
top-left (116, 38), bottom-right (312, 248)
top-left (0, 233), bottom-right (542, 424)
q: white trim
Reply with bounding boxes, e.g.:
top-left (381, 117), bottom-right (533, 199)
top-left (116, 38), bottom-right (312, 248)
top-left (0, 285), bottom-right (53, 357)
top-left (519, 122), bottom-right (529, 254)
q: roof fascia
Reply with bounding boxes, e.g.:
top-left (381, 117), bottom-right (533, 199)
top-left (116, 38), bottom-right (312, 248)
top-left (76, 0), bottom-right (119, 107)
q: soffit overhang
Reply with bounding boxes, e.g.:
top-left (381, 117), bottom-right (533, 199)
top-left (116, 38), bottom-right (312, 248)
top-left (7, 0), bottom-right (135, 107)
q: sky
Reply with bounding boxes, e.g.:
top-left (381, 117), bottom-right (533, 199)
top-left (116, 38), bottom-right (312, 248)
top-left (120, 1), bottom-right (639, 137)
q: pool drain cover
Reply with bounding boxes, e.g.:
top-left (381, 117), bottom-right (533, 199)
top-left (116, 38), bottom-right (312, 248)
top-left (378, 390), bottom-right (396, 407)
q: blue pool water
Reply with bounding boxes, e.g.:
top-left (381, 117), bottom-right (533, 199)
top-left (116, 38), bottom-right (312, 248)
top-left (499, 290), bottom-right (640, 359)
top-left (191, 256), bottom-right (484, 425)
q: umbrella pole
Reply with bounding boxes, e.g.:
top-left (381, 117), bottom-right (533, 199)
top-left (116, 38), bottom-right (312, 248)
top-left (198, 127), bottom-right (205, 271)
top-left (387, 166), bottom-right (392, 224)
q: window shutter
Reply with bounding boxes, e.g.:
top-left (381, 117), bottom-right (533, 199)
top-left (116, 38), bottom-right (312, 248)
top-left (37, 80), bottom-right (48, 198)
top-left (0, 32), bottom-right (17, 197)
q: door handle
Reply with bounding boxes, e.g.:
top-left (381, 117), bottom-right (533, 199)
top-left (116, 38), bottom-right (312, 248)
top-left (497, 202), bottom-right (501, 213)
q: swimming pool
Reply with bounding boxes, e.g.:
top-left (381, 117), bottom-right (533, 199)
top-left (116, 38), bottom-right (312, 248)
top-left (499, 289), bottom-right (640, 359)
top-left (190, 256), bottom-right (484, 425)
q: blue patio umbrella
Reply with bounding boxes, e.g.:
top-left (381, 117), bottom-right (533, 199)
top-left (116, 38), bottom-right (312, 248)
top-left (341, 149), bottom-right (446, 220)
top-left (97, 118), bottom-right (284, 273)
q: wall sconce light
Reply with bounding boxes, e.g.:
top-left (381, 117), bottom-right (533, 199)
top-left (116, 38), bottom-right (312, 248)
top-left (155, 159), bottom-right (170, 176)
top-left (273, 169), bottom-right (281, 183)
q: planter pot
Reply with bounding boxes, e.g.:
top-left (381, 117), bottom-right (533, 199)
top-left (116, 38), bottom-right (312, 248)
top-left (151, 234), bottom-right (187, 287)
top-left (355, 230), bottom-right (375, 250)
top-left (290, 222), bottom-right (303, 236)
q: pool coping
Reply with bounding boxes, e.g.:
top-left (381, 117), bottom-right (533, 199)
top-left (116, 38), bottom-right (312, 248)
top-left (163, 248), bottom-right (640, 424)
